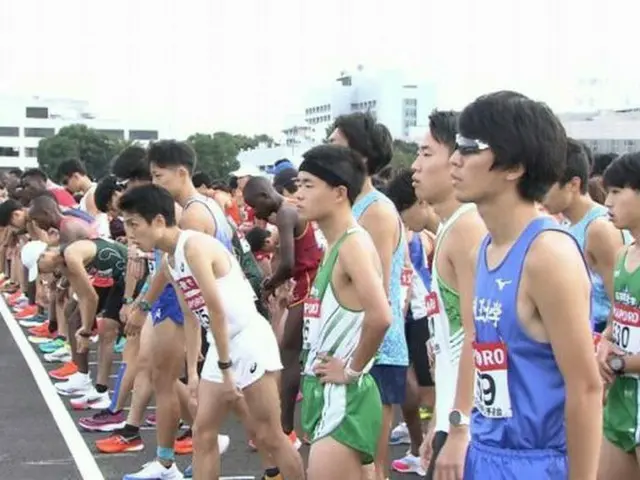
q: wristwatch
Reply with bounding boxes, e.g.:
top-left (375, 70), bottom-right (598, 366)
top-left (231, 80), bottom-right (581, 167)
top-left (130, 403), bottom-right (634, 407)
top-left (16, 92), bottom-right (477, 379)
top-left (449, 409), bottom-right (471, 427)
top-left (608, 355), bottom-right (626, 375)
top-left (78, 331), bottom-right (93, 338)
top-left (217, 360), bottom-right (233, 370)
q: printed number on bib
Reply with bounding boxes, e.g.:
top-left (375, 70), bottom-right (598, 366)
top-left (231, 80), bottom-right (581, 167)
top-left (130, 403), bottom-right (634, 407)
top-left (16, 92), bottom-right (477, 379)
top-left (303, 297), bottom-right (321, 350)
top-left (473, 341), bottom-right (512, 418)
top-left (425, 291), bottom-right (439, 317)
top-left (194, 307), bottom-right (210, 328)
top-left (401, 268), bottom-right (413, 287)
top-left (612, 302), bottom-right (640, 353)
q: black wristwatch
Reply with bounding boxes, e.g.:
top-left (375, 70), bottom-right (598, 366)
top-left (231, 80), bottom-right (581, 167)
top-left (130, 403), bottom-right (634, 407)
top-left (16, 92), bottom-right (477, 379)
top-left (78, 331), bottom-right (93, 338)
top-left (608, 355), bottom-right (626, 375)
top-left (217, 360), bottom-right (233, 370)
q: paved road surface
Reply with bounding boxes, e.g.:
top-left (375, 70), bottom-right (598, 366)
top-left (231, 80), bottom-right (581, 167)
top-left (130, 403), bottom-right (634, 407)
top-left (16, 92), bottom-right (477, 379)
top-left (0, 301), bottom-right (417, 480)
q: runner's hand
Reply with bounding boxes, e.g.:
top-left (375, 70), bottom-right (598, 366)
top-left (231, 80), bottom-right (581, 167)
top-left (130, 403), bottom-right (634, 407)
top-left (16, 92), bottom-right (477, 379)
top-left (420, 423), bottom-right (436, 471)
top-left (221, 371), bottom-right (243, 403)
top-left (434, 428), bottom-right (469, 480)
top-left (75, 327), bottom-right (90, 353)
top-left (597, 338), bottom-right (624, 384)
top-left (119, 304), bottom-right (133, 324)
top-left (124, 307), bottom-right (145, 337)
top-left (313, 354), bottom-right (350, 384)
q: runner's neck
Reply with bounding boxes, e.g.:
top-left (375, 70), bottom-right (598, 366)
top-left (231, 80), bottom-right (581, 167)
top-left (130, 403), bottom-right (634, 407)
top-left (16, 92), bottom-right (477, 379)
top-left (432, 195), bottom-right (462, 225)
top-left (562, 195), bottom-right (597, 225)
top-left (175, 185), bottom-right (200, 207)
top-left (157, 227), bottom-right (183, 254)
top-left (477, 194), bottom-right (539, 247)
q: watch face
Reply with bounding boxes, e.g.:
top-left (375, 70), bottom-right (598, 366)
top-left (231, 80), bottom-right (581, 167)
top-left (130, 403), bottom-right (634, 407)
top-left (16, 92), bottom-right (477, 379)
top-left (609, 356), bottom-right (624, 372)
top-left (449, 410), bottom-right (461, 426)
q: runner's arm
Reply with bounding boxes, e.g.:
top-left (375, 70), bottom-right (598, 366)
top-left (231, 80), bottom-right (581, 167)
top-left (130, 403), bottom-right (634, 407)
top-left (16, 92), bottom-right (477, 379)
top-left (339, 234), bottom-right (392, 372)
top-left (527, 231), bottom-right (602, 480)
top-left (449, 215), bottom-right (485, 431)
top-left (586, 218), bottom-right (624, 308)
top-left (136, 261), bottom-right (168, 307)
top-left (267, 208), bottom-right (297, 290)
top-left (184, 237), bottom-right (231, 365)
top-left (171, 273), bottom-right (201, 379)
top-left (60, 220), bottom-right (92, 244)
top-left (358, 204), bottom-right (397, 296)
top-left (64, 243), bottom-right (99, 330)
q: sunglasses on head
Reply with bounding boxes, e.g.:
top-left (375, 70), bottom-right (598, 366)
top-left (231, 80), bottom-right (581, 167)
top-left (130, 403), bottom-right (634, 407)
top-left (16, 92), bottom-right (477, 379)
top-left (115, 178), bottom-right (129, 190)
top-left (456, 134), bottom-right (490, 155)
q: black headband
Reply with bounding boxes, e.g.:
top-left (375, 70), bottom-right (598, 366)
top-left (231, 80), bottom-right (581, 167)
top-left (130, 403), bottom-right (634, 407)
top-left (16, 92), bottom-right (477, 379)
top-left (299, 159), bottom-right (350, 188)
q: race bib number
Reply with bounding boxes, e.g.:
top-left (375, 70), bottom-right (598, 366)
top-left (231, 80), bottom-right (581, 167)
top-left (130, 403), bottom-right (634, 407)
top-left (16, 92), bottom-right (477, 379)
top-left (425, 291), bottom-right (439, 317)
top-left (193, 306), bottom-right (210, 328)
top-left (473, 341), bottom-right (512, 418)
top-left (612, 302), bottom-right (640, 353)
top-left (302, 297), bottom-right (321, 350)
top-left (401, 268), bottom-right (413, 287)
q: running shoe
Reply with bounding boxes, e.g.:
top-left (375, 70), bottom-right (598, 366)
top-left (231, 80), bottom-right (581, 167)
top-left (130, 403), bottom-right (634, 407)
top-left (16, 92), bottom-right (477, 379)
top-left (28, 321), bottom-right (50, 336)
top-left (14, 304), bottom-right (38, 320)
top-left (39, 338), bottom-right (66, 354)
top-left (6, 291), bottom-right (25, 306)
top-left (55, 372), bottom-right (92, 396)
top-left (174, 430), bottom-right (193, 455)
top-left (391, 452), bottom-right (426, 476)
top-left (249, 430), bottom-right (300, 451)
top-left (49, 361), bottom-right (78, 380)
top-left (70, 388), bottom-right (111, 411)
top-left (122, 461), bottom-right (183, 480)
top-left (144, 414), bottom-right (156, 427)
top-left (389, 422), bottom-right (411, 445)
top-left (113, 337), bottom-right (126, 354)
top-left (44, 344), bottom-right (72, 363)
top-left (96, 430), bottom-right (144, 454)
top-left (79, 409), bottom-right (127, 432)
top-left (19, 313), bottom-right (48, 328)
top-left (28, 332), bottom-right (57, 344)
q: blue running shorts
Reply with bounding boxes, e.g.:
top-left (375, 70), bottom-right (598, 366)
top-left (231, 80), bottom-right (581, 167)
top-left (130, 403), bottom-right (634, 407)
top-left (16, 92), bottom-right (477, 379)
top-left (151, 285), bottom-right (184, 326)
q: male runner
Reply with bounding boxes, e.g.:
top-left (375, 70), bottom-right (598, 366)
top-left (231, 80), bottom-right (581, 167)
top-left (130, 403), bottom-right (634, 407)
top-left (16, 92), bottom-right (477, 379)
top-left (411, 110), bottom-right (486, 479)
top-left (451, 91), bottom-right (602, 479)
top-left (119, 183), bottom-right (305, 480)
top-left (543, 138), bottom-right (628, 333)
top-left (597, 152), bottom-right (640, 478)
top-left (57, 158), bottom-right (111, 238)
top-left (328, 112), bottom-right (408, 479)
top-left (28, 194), bottom-right (98, 245)
top-left (21, 168), bottom-right (77, 207)
top-left (243, 176), bottom-right (322, 445)
top-left (35, 236), bottom-right (130, 419)
top-left (296, 144), bottom-right (392, 479)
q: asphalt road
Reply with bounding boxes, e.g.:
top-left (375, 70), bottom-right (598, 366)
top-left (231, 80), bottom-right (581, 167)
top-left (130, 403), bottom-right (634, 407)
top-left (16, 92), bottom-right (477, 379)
top-left (0, 303), bottom-right (418, 480)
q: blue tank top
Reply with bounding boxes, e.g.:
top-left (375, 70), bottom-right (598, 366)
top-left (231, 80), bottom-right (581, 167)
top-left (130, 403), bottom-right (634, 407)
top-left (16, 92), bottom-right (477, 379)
top-left (184, 195), bottom-right (233, 253)
top-left (472, 217), bottom-right (585, 451)
top-left (567, 205), bottom-right (631, 328)
top-left (352, 189), bottom-right (408, 366)
top-left (408, 234), bottom-right (432, 291)
top-left (64, 208), bottom-right (95, 224)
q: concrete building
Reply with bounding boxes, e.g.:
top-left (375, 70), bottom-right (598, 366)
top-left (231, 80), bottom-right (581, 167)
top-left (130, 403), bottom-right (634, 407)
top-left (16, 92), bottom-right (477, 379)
top-left (560, 109), bottom-right (640, 154)
top-left (303, 66), bottom-right (437, 141)
top-left (0, 96), bottom-right (161, 169)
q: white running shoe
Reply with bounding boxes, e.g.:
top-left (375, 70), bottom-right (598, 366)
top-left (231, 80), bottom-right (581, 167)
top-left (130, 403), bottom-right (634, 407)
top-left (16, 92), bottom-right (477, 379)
top-left (389, 422), bottom-right (411, 445)
top-left (55, 372), bottom-right (92, 396)
top-left (44, 345), bottom-right (71, 363)
top-left (70, 388), bottom-right (111, 410)
top-left (123, 460), bottom-right (183, 480)
top-left (218, 434), bottom-right (230, 455)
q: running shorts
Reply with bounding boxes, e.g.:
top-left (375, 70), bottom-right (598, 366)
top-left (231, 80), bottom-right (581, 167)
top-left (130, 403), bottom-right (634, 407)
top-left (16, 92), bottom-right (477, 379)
top-left (604, 376), bottom-right (640, 452)
top-left (405, 313), bottom-right (434, 387)
top-left (200, 319), bottom-right (282, 389)
top-left (151, 285), bottom-right (184, 326)
top-left (301, 373), bottom-right (383, 465)
top-left (289, 270), bottom-right (314, 307)
top-left (464, 441), bottom-right (567, 479)
top-left (370, 364), bottom-right (407, 406)
top-left (96, 282), bottom-right (125, 322)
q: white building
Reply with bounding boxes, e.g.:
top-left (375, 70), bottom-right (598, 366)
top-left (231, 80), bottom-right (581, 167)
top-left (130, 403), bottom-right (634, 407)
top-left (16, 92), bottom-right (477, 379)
top-left (560, 109), bottom-right (640, 154)
top-left (0, 96), bottom-right (161, 169)
top-left (303, 66), bottom-right (437, 141)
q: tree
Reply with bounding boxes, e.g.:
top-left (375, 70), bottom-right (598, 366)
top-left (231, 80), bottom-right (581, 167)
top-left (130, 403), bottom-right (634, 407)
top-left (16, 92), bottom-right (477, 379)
top-left (37, 124), bottom-right (118, 180)
top-left (391, 139), bottom-right (418, 168)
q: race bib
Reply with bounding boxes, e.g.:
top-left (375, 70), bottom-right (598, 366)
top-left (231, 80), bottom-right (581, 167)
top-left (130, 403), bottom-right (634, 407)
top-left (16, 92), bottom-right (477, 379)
top-left (612, 302), bottom-right (640, 354)
top-left (473, 341), bottom-right (512, 418)
top-left (239, 237), bottom-right (251, 254)
top-left (176, 275), bottom-right (209, 328)
top-left (401, 268), bottom-right (413, 287)
top-left (302, 297), bottom-right (321, 351)
top-left (425, 291), bottom-right (439, 317)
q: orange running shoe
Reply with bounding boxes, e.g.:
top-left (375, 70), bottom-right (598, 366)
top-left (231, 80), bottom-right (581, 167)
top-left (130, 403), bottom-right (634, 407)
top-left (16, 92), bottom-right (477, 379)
top-left (174, 430), bottom-right (193, 455)
top-left (28, 321), bottom-right (50, 336)
top-left (96, 432), bottom-right (144, 454)
top-left (49, 361), bottom-right (78, 380)
top-left (15, 304), bottom-right (38, 320)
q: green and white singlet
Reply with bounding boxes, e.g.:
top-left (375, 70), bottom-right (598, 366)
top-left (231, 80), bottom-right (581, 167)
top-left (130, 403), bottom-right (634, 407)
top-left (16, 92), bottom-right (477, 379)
top-left (301, 227), bottom-right (383, 464)
top-left (431, 203), bottom-right (476, 433)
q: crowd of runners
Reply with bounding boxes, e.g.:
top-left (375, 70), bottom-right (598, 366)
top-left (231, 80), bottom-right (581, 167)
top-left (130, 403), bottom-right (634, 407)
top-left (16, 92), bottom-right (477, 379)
top-left (0, 90), bottom-right (639, 479)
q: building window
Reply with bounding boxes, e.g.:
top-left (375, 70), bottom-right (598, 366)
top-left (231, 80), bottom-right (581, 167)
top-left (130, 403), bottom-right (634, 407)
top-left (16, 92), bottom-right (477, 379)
top-left (24, 127), bottom-right (55, 138)
top-left (0, 126), bottom-right (19, 137)
top-left (129, 130), bottom-right (158, 141)
top-left (25, 106), bottom-right (49, 119)
top-left (25, 147), bottom-right (38, 157)
top-left (97, 129), bottom-right (125, 140)
top-left (0, 146), bottom-right (19, 157)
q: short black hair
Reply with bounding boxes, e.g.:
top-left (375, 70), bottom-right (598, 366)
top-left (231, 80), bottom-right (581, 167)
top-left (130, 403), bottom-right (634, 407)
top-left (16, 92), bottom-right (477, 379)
top-left (385, 168), bottom-right (418, 213)
top-left (299, 144), bottom-right (366, 205)
top-left (458, 90), bottom-right (567, 202)
top-left (428, 110), bottom-right (459, 152)
top-left (7, 168), bottom-right (22, 177)
top-left (56, 159), bottom-right (87, 181)
top-left (228, 177), bottom-right (239, 190)
top-left (112, 145), bottom-right (150, 181)
top-left (245, 226), bottom-right (271, 253)
top-left (211, 181), bottom-right (231, 193)
top-left (22, 168), bottom-right (48, 182)
top-left (147, 140), bottom-right (197, 174)
top-left (192, 172), bottom-right (212, 189)
top-left (118, 183), bottom-right (177, 226)
top-left (558, 138), bottom-right (590, 194)
top-left (332, 112), bottom-right (393, 175)
top-left (94, 175), bottom-right (123, 213)
top-left (592, 153), bottom-right (617, 177)
top-left (0, 199), bottom-right (22, 227)
top-left (603, 152), bottom-right (640, 191)
top-left (273, 168), bottom-right (298, 195)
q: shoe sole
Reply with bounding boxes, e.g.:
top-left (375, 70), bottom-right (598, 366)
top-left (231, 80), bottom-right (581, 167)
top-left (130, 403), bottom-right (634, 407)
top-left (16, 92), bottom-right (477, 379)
top-left (44, 355), bottom-right (71, 363)
top-left (79, 421), bottom-right (126, 432)
top-left (96, 443), bottom-right (144, 454)
top-left (56, 388), bottom-right (90, 397)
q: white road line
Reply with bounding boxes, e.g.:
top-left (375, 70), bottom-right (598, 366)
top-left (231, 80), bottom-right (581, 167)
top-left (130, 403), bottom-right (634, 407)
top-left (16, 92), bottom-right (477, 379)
top-left (0, 299), bottom-right (105, 480)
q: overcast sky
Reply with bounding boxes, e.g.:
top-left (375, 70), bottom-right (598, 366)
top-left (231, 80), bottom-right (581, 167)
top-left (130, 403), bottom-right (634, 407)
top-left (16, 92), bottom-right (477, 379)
top-left (0, 0), bottom-right (637, 137)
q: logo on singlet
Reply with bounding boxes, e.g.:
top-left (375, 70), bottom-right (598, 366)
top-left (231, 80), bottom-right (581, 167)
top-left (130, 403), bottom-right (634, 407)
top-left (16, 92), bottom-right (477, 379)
top-left (249, 363), bottom-right (257, 374)
top-left (495, 278), bottom-right (512, 291)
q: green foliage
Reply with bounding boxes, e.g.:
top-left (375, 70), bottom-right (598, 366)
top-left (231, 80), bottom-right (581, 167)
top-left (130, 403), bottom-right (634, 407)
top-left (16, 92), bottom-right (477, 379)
top-left (391, 139), bottom-right (418, 168)
top-left (36, 124), bottom-right (274, 181)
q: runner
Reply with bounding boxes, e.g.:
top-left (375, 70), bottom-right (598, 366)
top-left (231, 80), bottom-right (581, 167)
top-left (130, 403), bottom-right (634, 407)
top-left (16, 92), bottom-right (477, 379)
top-left (243, 176), bottom-right (323, 448)
top-left (295, 144), bottom-right (391, 479)
top-left (543, 138), bottom-right (628, 333)
top-left (21, 168), bottom-right (77, 207)
top-left (119, 183), bottom-right (305, 480)
top-left (451, 90), bottom-right (602, 479)
top-left (597, 152), bottom-right (640, 478)
top-left (27, 194), bottom-right (98, 245)
top-left (411, 110), bottom-right (486, 479)
top-left (328, 111), bottom-right (408, 480)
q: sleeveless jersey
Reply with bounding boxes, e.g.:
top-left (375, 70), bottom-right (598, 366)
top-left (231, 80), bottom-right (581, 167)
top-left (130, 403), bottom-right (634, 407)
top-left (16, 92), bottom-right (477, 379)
top-left (61, 208), bottom-right (100, 239)
top-left (611, 248), bottom-right (640, 357)
top-left (183, 194), bottom-right (233, 252)
top-left (293, 222), bottom-right (323, 280)
top-left (408, 233), bottom-right (432, 320)
top-left (79, 183), bottom-right (111, 238)
top-left (567, 204), bottom-right (632, 328)
top-left (431, 203), bottom-right (475, 433)
top-left (167, 230), bottom-right (260, 338)
top-left (84, 238), bottom-right (128, 288)
top-left (302, 228), bottom-right (372, 375)
top-left (471, 217), bottom-right (583, 451)
top-left (352, 189), bottom-right (409, 367)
